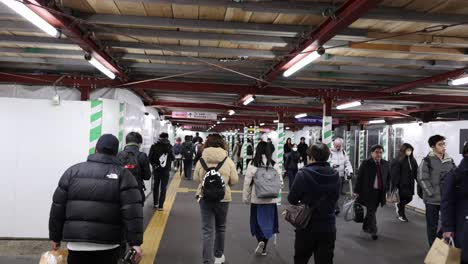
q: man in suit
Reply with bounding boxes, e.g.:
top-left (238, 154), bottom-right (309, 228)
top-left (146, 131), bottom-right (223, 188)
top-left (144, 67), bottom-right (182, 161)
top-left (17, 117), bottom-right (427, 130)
top-left (353, 144), bottom-right (391, 240)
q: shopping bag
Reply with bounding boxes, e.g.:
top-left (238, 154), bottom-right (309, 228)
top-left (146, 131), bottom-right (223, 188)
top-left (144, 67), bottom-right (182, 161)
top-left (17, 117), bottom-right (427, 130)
top-left (386, 189), bottom-right (400, 204)
top-left (39, 250), bottom-right (68, 264)
top-left (343, 197), bottom-right (355, 222)
top-left (298, 162), bottom-right (304, 169)
top-left (424, 238), bottom-right (461, 264)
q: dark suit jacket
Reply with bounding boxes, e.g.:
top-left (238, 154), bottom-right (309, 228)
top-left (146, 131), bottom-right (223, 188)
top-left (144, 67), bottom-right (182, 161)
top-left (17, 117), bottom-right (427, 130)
top-left (354, 158), bottom-right (391, 207)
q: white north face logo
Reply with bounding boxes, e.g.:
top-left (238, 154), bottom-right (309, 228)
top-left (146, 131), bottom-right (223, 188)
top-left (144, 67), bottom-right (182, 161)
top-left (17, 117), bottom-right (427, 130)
top-left (160, 153), bottom-right (168, 168)
top-left (106, 173), bottom-right (119, 179)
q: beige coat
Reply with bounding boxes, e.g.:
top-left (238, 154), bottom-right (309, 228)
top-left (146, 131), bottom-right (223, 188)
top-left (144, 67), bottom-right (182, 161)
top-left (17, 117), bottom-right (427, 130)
top-left (242, 158), bottom-right (282, 204)
top-left (195, 147), bottom-right (239, 202)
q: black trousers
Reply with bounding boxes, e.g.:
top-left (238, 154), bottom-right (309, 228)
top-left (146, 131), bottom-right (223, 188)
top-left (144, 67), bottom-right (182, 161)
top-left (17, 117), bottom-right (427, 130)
top-left (397, 196), bottom-right (412, 217)
top-left (183, 159), bottom-right (193, 180)
top-left (153, 169), bottom-right (170, 208)
top-left (294, 230), bottom-right (336, 264)
top-left (68, 247), bottom-right (120, 264)
top-left (363, 189), bottom-right (382, 234)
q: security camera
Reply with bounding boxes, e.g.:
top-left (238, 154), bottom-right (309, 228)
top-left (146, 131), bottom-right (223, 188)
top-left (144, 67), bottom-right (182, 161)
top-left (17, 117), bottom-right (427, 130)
top-left (418, 121), bottom-right (423, 126)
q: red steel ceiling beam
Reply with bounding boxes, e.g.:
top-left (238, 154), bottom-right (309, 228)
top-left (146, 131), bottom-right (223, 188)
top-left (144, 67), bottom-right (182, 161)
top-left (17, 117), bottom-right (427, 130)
top-left (3, 73), bottom-right (468, 106)
top-left (262, 0), bottom-right (383, 83)
top-left (153, 101), bottom-right (405, 118)
top-left (24, 0), bottom-right (127, 80)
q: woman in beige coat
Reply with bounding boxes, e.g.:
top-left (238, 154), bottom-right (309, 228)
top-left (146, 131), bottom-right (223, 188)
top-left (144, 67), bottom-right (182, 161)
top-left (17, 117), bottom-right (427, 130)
top-left (194, 134), bottom-right (238, 264)
top-left (242, 141), bottom-right (282, 256)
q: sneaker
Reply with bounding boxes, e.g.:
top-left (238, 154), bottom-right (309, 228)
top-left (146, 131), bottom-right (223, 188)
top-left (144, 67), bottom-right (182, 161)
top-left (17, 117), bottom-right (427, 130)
top-left (153, 204), bottom-right (159, 208)
top-left (255, 241), bottom-right (265, 256)
top-left (371, 234), bottom-right (378, 240)
top-left (398, 216), bottom-right (409, 222)
top-left (261, 250), bottom-right (267, 256)
top-left (157, 207), bottom-right (164, 211)
top-left (214, 255), bottom-right (225, 264)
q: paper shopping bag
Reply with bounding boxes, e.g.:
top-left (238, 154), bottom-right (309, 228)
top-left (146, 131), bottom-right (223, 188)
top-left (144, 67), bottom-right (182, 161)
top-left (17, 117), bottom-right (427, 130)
top-left (424, 238), bottom-right (461, 264)
top-left (39, 250), bottom-right (68, 264)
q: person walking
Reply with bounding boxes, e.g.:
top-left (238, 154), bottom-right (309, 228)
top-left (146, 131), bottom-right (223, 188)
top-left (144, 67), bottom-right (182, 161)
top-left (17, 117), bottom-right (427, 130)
top-left (242, 141), bottom-right (281, 257)
top-left (267, 138), bottom-right (276, 155)
top-left (297, 137), bottom-right (308, 166)
top-left (194, 134), bottom-right (239, 264)
top-left (353, 145), bottom-right (391, 241)
top-left (441, 143), bottom-right (468, 263)
top-left (329, 137), bottom-right (353, 195)
top-left (117, 132), bottom-right (152, 205)
top-left (246, 138), bottom-right (254, 167)
top-left (194, 137), bottom-right (205, 165)
top-left (285, 144), bottom-right (301, 190)
top-left (182, 135), bottom-right (195, 180)
top-left (49, 134), bottom-right (143, 264)
top-left (390, 143), bottom-right (418, 222)
top-left (149, 132), bottom-right (175, 211)
top-left (418, 134), bottom-right (455, 246)
top-left (232, 138), bottom-right (242, 174)
top-left (193, 132), bottom-right (202, 144)
top-left (288, 143), bottom-right (340, 264)
top-left (173, 137), bottom-right (183, 175)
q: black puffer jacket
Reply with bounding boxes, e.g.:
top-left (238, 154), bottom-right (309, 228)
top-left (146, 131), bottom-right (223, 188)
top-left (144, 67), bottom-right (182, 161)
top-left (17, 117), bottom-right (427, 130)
top-left (49, 154), bottom-right (143, 246)
top-left (391, 156), bottom-right (418, 198)
top-left (149, 138), bottom-right (175, 170)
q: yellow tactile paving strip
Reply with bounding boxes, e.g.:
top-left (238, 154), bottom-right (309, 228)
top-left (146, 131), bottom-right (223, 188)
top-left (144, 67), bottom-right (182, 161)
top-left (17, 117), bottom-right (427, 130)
top-left (140, 172), bottom-right (182, 264)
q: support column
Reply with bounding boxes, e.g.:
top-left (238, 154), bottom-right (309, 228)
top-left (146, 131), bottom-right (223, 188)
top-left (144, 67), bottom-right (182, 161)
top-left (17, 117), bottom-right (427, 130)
top-left (358, 130), bottom-right (366, 166)
top-left (89, 99), bottom-right (103, 154)
top-left (228, 130), bottom-right (233, 158)
top-left (322, 98), bottom-right (333, 148)
top-left (345, 130), bottom-right (352, 157)
top-left (118, 102), bottom-right (125, 151)
top-left (80, 86), bottom-right (90, 101)
top-left (277, 112), bottom-right (285, 171)
top-left (381, 126), bottom-right (389, 160)
top-left (254, 125), bottom-right (260, 152)
top-left (243, 126), bottom-right (248, 173)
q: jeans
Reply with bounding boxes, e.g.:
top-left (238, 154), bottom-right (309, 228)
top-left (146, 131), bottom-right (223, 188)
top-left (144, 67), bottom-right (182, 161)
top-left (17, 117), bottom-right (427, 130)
top-left (425, 203), bottom-right (441, 246)
top-left (287, 169), bottom-right (298, 191)
top-left (153, 169), bottom-right (170, 208)
top-left (294, 230), bottom-right (336, 264)
top-left (183, 159), bottom-right (193, 180)
top-left (363, 189), bottom-right (381, 234)
top-left (175, 158), bottom-right (183, 175)
top-left (68, 247), bottom-right (120, 264)
top-left (200, 200), bottom-right (229, 264)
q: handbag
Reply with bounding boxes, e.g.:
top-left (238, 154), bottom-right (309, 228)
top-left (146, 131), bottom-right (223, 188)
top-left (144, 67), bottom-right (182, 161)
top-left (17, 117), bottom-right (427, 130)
top-left (424, 238), bottom-right (461, 264)
top-left (386, 189), bottom-right (400, 204)
top-left (283, 194), bottom-right (330, 229)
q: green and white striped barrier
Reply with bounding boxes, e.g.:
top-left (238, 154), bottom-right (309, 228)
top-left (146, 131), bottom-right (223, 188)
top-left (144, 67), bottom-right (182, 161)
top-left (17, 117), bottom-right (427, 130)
top-left (228, 131), bottom-right (233, 158)
top-left (345, 131), bottom-right (352, 157)
top-left (358, 130), bottom-right (366, 165)
top-left (382, 126), bottom-right (389, 160)
top-left (277, 123), bottom-right (285, 171)
top-left (243, 127), bottom-right (248, 173)
top-left (254, 126), bottom-right (259, 152)
top-left (89, 99), bottom-right (103, 155)
top-left (118, 102), bottom-right (125, 151)
top-left (322, 116), bottom-right (333, 148)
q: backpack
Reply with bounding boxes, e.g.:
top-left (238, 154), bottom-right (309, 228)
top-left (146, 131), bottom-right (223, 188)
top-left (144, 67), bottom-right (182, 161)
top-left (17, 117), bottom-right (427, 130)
top-left (183, 142), bottom-right (194, 160)
top-left (417, 156), bottom-right (456, 199)
top-left (199, 157), bottom-right (227, 202)
top-left (118, 149), bottom-right (141, 181)
top-left (247, 144), bottom-right (253, 156)
top-left (254, 166), bottom-right (281, 199)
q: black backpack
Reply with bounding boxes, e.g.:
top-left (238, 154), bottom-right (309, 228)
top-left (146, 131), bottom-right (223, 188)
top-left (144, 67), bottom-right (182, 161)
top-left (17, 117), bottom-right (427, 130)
top-left (183, 142), bottom-right (194, 160)
top-left (200, 157), bottom-right (227, 202)
top-left (118, 149), bottom-right (141, 180)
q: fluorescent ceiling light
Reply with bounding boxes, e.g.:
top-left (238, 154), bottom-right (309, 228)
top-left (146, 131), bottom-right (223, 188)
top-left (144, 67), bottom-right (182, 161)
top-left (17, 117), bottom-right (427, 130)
top-left (337, 101), bottom-right (362, 110)
top-left (1, 0), bottom-right (59, 38)
top-left (369, 119), bottom-right (386, 124)
top-left (86, 55), bottom-right (116, 79)
top-left (273, 120), bottom-right (279, 123)
top-left (449, 75), bottom-right (468, 86)
top-left (222, 117), bottom-right (226, 121)
top-left (283, 48), bottom-right (324, 77)
top-left (217, 121), bottom-right (220, 124)
top-left (286, 127), bottom-right (290, 130)
top-left (295, 113), bottom-right (307, 119)
top-left (243, 95), bottom-right (255, 105)
top-left (228, 110), bottom-right (235, 116)
top-left (259, 123), bottom-right (265, 126)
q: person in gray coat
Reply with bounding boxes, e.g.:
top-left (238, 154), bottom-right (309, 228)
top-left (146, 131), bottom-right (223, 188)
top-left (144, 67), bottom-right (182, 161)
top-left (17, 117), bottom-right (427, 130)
top-left (418, 134), bottom-right (455, 246)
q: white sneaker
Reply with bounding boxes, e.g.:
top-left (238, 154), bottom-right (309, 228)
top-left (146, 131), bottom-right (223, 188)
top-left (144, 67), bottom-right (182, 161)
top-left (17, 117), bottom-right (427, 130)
top-left (255, 241), bottom-right (265, 256)
top-left (214, 255), bottom-right (225, 264)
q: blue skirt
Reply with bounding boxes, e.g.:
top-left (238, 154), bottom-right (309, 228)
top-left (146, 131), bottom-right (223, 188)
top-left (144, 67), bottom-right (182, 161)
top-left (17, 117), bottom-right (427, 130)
top-left (250, 203), bottom-right (279, 240)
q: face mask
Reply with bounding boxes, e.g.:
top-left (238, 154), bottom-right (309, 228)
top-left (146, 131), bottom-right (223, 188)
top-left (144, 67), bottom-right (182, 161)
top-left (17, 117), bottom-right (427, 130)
top-left (292, 148), bottom-right (298, 151)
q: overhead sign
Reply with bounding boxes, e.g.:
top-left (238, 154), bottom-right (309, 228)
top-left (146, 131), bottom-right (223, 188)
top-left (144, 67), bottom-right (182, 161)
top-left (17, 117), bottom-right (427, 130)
top-left (296, 116), bottom-right (339, 125)
top-left (172, 112), bottom-right (217, 120)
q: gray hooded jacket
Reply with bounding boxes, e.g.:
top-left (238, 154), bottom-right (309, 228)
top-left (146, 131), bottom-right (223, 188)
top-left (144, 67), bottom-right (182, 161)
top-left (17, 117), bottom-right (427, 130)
top-left (417, 151), bottom-right (455, 205)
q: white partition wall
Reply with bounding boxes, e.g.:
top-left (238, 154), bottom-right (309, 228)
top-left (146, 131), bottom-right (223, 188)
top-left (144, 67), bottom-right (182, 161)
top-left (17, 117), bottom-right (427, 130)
top-left (0, 98), bottom-right (90, 238)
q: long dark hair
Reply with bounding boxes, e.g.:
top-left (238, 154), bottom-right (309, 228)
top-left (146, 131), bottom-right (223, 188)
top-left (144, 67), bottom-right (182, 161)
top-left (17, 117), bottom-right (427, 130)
top-left (399, 143), bottom-right (416, 161)
top-left (253, 141), bottom-right (275, 168)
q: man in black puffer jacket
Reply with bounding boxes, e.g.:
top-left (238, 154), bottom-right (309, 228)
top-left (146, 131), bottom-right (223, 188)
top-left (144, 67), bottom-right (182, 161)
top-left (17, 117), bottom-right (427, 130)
top-left (49, 134), bottom-right (143, 264)
top-left (288, 143), bottom-right (340, 264)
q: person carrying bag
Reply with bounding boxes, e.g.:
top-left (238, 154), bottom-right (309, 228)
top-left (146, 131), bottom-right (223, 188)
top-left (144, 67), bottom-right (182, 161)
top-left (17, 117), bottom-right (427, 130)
top-left (425, 238), bottom-right (461, 264)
